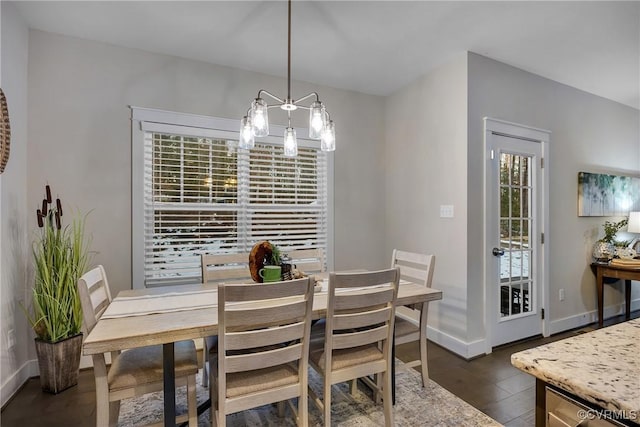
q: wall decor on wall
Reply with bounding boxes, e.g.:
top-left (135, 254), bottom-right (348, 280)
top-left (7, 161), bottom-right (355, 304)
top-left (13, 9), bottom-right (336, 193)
top-left (0, 88), bottom-right (10, 174)
top-left (578, 171), bottom-right (640, 217)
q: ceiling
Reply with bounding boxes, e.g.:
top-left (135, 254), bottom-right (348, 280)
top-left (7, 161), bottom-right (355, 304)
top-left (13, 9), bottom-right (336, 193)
top-left (13, 1), bottom-right (640, 109)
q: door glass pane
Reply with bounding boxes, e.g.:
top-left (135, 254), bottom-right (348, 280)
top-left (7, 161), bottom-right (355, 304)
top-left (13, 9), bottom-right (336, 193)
top-left (499, 152), bottom-right (534, 318)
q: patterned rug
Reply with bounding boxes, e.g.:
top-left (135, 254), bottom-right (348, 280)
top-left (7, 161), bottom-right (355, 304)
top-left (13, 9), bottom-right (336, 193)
top-left (119, 362), bottom-right (502, 426)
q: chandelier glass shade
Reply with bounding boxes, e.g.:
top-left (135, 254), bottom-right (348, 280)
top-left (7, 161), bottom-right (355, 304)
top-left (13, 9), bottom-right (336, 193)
top-left (239, 0), bottom-right (335, 157)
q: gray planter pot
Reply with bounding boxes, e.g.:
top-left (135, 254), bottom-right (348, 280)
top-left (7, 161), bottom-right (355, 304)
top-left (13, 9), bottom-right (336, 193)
top-left (34, 333), bottom-right (83, 394)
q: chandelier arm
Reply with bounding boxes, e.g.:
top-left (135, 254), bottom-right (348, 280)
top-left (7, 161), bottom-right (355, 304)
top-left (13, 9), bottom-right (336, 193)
top-left (258, 89), bottom-right (286, 104)
top-left (293, 92), bottom-right (321, 105)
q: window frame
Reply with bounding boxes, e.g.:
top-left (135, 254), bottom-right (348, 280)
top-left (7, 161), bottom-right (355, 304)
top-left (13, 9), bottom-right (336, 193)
top-left (131, 106), bottom-right (334, 289)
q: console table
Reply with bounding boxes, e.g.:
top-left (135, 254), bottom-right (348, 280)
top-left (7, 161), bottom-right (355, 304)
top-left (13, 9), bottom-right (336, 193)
top-left (591, 262), bottom-right (640, 327)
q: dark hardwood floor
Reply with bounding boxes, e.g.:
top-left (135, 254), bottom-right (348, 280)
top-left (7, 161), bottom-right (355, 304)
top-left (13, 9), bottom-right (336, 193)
top-left (2, 310), bottom-right (637, 426)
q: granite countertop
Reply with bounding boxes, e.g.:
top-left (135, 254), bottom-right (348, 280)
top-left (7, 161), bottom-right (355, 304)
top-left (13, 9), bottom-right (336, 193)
top-left (511, 319), bottom-right (640, 418)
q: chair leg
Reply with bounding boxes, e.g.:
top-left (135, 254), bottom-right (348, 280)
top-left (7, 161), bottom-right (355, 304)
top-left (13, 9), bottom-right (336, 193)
top-left (108, 400), bottom-right (120, 427)
top-left (277, 401), bottom-right (285, 417)
top-left (381, 371), bottom-right (394, 427)
top-left (298, 389), bottom-right (308, 427)
top-left (375, 373), bottom-right (383, 404)
top-left (349, 379), bottom-right (357, 395)
top-left (202, 362), bottom-right (209, 388)
top-left (187, 375), bottom-right (197, 427)
top-left (419, 334), bottom-right (429, 387)
top-left (210, 369), bottom-right (218, 427)
top-left (323, 384), bottom-right (332, 427)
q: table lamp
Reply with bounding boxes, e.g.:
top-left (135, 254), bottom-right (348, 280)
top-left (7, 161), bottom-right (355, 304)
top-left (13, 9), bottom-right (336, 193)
top-left (628, 211), bottom-right (640, 250)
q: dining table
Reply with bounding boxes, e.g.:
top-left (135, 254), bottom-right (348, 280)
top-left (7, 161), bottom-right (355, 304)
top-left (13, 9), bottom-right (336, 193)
top-left (82, 275), bottom-right (443, 427)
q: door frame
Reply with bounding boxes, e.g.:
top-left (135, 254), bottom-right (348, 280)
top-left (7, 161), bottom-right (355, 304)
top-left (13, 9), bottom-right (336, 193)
top-left (483, 117), bottom-right (551, 354)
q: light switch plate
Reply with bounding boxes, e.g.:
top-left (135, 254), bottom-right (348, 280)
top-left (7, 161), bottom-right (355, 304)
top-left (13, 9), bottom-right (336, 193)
top-left (440, 205), bottom-right (454, 218)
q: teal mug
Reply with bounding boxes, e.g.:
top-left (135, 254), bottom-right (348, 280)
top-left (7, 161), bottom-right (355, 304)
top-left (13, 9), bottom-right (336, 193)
top-left (259, 265), bottom-right (281, 283)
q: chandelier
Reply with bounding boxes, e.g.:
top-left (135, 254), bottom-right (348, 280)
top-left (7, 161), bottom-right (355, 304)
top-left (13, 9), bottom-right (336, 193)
top-left (239, 0), bottom-right (335, 157)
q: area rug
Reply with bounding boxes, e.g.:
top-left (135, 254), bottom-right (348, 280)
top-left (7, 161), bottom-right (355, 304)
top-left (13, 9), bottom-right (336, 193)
top-left (119, 361), bottom-right (502, 426)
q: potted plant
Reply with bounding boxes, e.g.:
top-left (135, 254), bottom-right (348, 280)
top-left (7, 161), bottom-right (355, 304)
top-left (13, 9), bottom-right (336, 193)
top-left (24, 186), bottom-right (91, 393)
top-left (593, 218), bottom-right (628, 261)
top-left (267, 243), bottom-right (282, 266)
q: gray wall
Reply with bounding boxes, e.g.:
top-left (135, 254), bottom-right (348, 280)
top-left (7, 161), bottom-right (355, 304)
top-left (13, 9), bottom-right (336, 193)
top-left (0, 1), bottom-right (31, 407)
top-left (467, 52), bottom-right (640, 337)
top-left (384, 54), bottom-right (471, 352)
top-left (26, 30), bottom-right (387, 303)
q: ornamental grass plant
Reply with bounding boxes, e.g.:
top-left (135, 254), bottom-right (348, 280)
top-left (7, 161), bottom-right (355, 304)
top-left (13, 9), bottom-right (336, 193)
top-left (25, 187), bottom-right (91, 343)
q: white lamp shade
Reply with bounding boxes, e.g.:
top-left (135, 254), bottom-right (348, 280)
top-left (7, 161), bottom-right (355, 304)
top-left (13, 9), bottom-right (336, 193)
top-left (283, 127), bottom-right (298, 157)
top-left (308, 101), bottom-right (326, 140)
top-left (250, 98), bottom-right (269, 137)
top-left (321, 121), bottom-right (336, 152)
top-left (239, 116), bottom-right (255, 149)
top-left (628, 211), bottom-right (640, 233)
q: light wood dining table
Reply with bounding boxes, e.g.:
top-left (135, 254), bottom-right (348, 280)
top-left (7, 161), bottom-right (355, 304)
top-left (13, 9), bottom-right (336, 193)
top-left (82, 277), bottom-right (443, 427)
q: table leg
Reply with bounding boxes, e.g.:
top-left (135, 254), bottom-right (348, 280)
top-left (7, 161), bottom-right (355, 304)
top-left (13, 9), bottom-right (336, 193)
top-left (625, 280), bottom-right (632, 320)
top-left (596, 270), bottom-right (604, 327)
top-left (163, 342), bottom-right (176, 427)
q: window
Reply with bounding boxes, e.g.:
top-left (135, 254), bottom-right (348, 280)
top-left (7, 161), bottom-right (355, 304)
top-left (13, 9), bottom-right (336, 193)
top-left (132, 108), bottom-right (331, 287)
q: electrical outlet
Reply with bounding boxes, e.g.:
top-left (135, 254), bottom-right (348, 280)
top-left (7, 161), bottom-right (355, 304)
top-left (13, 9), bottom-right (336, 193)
top-left (7, 329), bottom-right (15, 349)
top-left (440, 205), bottom-right (454, 218)
top-left (559, 288), bottom-right (565, 301)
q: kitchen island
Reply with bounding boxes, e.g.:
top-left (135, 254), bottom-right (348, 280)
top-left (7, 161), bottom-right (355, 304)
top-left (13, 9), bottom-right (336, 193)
top-left (511, 319), bottom-right (639, 426)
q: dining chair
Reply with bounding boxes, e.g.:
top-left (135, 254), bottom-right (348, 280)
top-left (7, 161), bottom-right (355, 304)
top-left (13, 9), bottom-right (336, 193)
top-left (391, 249), bottom-right (436, 386)
top-left (210, 277), bottom-right (315, 427)
top-left (200, 252), bottom-right (252, 387)
top-left (77, 265), bottom-right (198, 427)
top-left (308, 268), bottom-right (400, 427)
top-left (287, 248), bottom-right (326, 275)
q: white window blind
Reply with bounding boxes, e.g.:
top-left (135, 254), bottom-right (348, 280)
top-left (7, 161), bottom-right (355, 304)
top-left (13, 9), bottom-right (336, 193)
top-left (140, 124), bottom-right (328, 287)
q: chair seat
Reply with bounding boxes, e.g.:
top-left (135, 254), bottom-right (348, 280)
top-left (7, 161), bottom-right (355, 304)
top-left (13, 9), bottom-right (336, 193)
top-left (394, 317), bottom-right (419, 338)
top-left (309, 342), bottom-right (383, 371)
top-left (108, 340), bottom-right (198, 392)
top-left (223, 363), bottom-right (299, 398)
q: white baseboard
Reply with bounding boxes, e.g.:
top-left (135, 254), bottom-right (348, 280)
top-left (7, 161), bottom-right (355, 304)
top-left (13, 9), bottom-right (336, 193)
top-left (2, 355), bottom-right (97, 408)
top-left (426, 325), bottom-right (486, 359)
top-left (549, 298), bottom-right (640, 335)
top-left (426, 298), bottom-right (640, 359)
top-left (1, 360), bottom-right (37, 408)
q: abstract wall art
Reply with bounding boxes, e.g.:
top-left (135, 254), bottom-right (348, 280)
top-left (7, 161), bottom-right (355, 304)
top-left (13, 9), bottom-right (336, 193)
top-left (578, 172), bottom-right (640, 217)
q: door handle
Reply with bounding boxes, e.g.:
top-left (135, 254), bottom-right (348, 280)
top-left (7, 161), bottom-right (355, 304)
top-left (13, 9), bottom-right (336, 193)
top-left (492, 247), bottom-right (505, 257)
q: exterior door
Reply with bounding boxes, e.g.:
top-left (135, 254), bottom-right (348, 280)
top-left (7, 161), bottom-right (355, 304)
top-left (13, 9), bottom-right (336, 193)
top-left (485, 119), bottom-right (549, 348)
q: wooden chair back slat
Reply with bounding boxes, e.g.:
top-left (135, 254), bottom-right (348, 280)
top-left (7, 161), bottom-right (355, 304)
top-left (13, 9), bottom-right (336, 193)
top-left (224, 279), bottom-right (308, 301)
top-left (224, 300), bottom-right (307, 328)
top-left (287, 248), bottom-right (326, 273)
top-left (333, 306), bottom-right (391, 331)
top-left (225, 343), bottom-right (303, 373)
top-left (201, 253), bottom-right (251, 283)
top-left (225, 322), bottom-right (305, 350)
top-left (334, 287), bottom-right (395, 311)
top-left (331, 325), bottom-right (389, 350)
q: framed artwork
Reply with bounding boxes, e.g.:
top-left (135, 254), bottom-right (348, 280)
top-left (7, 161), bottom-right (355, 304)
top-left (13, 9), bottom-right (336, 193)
top-left (578, 172), bottom-right (640, 217)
